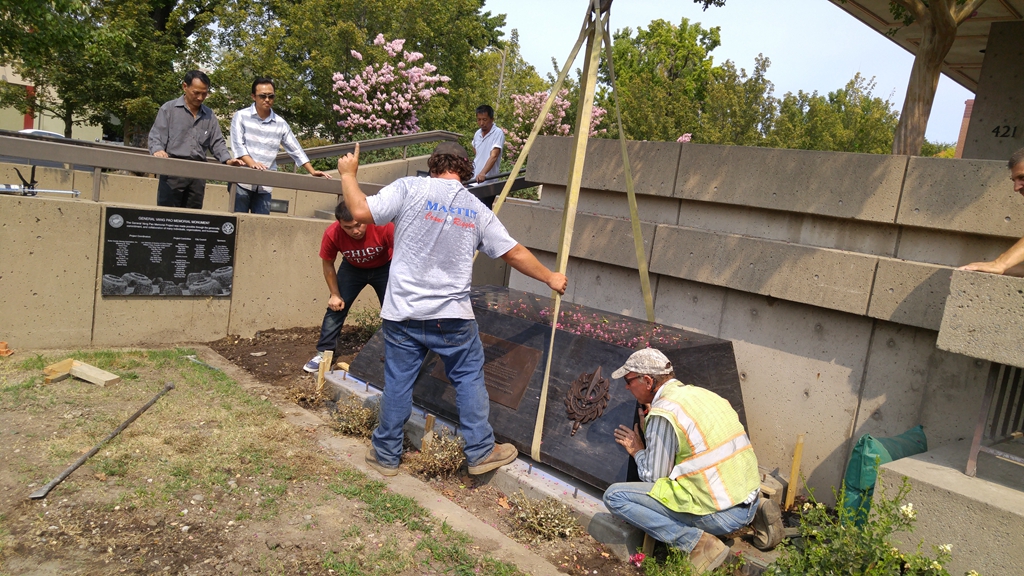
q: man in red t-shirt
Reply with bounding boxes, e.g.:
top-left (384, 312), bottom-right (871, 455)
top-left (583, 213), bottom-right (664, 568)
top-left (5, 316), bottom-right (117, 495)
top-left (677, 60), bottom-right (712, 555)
top-left (304, 200), bottom-right (394, 372)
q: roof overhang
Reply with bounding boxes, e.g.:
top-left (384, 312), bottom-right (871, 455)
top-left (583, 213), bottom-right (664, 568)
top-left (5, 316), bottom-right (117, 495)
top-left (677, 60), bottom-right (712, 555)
top-left (829, 0), bottom-right (1024, 92)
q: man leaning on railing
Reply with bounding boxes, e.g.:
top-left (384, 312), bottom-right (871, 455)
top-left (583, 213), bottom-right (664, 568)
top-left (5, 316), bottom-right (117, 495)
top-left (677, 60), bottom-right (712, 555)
top-left (960, 147), bottom-right (1024, 276)
top-left (229, 77), bottom-right (331, 214)
top-left (148, 70), bottom-right (243, 210)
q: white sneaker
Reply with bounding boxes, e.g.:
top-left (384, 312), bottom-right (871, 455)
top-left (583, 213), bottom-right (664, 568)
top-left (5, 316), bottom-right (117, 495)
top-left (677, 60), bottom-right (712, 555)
top-left (303, 352), bottom-right (323, 373)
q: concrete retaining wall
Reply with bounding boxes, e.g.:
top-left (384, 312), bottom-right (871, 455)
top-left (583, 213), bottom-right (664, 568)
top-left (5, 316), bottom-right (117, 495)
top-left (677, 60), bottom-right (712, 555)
top-left (3, 140), bottom-right (1016, 507)
top-left (0, 155), bottom-right (429, 348)
top-left (500, 136), bottom-right (1020, 500)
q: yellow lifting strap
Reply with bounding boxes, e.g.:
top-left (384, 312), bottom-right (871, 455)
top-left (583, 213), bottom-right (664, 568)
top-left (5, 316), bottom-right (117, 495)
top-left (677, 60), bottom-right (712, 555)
top-left (486, 0), bottom-right (656, 461)
top-left (490, 10), bottom-right (593, 217)
top-left (602, 16), bottom-right (655, 323)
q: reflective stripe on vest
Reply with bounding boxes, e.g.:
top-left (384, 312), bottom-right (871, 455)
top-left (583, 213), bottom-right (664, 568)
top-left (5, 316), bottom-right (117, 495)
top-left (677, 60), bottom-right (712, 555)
top-left (646, 381), bottom-right (760, 514)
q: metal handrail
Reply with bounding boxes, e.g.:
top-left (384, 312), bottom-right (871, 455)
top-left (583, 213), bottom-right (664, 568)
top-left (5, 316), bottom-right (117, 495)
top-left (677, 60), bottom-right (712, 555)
top-left (278, 130), bottom-right (461, 163)
top-left (0, 135), bottom-right (340, 197)
top-left (0, 130), bottom-right (474, 205)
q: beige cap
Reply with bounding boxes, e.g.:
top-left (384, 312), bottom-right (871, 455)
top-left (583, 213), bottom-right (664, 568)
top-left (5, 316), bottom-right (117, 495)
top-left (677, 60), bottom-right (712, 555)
top-left (611, 348), bottom-right (673, 379)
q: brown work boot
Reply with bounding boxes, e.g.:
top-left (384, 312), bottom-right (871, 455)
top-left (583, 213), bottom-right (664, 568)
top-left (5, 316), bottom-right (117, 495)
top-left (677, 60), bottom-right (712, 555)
top-left (689, 532), bottom-right (729, 574)
top-left (364, 447), bottom-right (399, 477)
top-left (467, 443), bottom-right (518, 475)
top-left (751, 497), bottom-right (783, 551)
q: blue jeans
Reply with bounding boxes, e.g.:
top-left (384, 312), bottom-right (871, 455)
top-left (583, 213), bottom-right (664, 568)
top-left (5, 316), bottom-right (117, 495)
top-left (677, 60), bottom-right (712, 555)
top-left (315, 260), bottom-right (389, 352)
top-left (371, 318), bottom-right (495, 468)
top-left (234, 185), bottom-right (272, 214)
top-left (603, 482), bottom-right (758, 552)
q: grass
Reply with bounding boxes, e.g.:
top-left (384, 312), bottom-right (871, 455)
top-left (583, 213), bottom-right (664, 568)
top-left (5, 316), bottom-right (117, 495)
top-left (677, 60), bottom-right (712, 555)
top-left (328, 468), bottom-right (431, 530)
top-left (0, 347), bottom-right (529, 575)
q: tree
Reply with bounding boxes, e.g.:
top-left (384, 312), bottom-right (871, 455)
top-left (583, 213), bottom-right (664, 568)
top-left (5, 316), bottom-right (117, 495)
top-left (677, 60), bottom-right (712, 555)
top-left (597, 18), bottom-right (720, 143)
top-left (332, 35), bottom-right (450, 139)
top-left (0, 8), bottom-right (134, 137)
top-left (211, 0), bottom-right (505, 140)
top-left (1, 0), bottom-right (224, 142)
top-left (697, 55), bottom-right (776, 146)
top-left (502, 89), bottom-right (606, 161)
top-left (768, 74), bottom-right (899, 154)
top-left (0, 0), bottom-right (87, 61)
top-left (884, 0), bottom-right (987, 155)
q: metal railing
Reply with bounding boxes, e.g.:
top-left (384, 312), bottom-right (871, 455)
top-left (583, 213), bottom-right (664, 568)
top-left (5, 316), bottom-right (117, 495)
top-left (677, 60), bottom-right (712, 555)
top-left (0, 130), bottom-right (534, 210)
top-left (276, 130), bottom-right (461, 164)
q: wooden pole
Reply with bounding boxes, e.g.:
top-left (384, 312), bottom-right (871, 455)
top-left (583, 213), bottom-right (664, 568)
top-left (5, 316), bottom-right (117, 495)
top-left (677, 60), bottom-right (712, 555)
top-left (531, 0), bottom-right (604, 462)
top-left (784, 433), bottom-right (806, 510)
top-left (315, 350), bottom-right (333, 398)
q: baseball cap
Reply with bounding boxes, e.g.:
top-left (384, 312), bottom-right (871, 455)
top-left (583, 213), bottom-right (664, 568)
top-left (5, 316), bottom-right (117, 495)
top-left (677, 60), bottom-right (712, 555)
top-left (431, 141), bottom-right (468, 160)
top-left (611, 348), bottom-right (673, 379)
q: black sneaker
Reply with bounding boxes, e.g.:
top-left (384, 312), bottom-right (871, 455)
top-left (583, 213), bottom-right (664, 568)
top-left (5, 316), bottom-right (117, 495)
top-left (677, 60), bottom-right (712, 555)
top-left (752, 497), bottom-right (783, 550)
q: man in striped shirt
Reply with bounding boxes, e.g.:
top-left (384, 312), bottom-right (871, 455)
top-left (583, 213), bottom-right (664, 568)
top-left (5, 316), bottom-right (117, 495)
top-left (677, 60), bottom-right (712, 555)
top-left (230, 77), bottom-right (331, 214)
top-left (603, 348), bottom-right (783, 574)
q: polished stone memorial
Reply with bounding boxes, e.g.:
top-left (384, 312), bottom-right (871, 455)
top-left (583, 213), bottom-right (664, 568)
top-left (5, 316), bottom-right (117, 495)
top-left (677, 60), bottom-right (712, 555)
top-left (349, 286), bottom-right (745, 491)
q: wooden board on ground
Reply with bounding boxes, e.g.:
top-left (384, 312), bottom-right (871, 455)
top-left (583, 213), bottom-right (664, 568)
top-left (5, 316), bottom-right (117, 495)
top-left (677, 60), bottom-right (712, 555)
top-left (43, 358), bottom-right (76, 384)
top-left (68, 361), bottom-right (121, 387)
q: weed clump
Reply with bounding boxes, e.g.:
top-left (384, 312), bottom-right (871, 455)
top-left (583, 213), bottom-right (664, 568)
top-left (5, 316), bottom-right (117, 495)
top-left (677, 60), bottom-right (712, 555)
top-left (349, 308), bottom-right (383, 342)
top-left (331, 396), bottom-right (378, 438)
top-left (406, 428), bottom-right (465, 478)
top-left (507, 490), bottom-right (582, 543)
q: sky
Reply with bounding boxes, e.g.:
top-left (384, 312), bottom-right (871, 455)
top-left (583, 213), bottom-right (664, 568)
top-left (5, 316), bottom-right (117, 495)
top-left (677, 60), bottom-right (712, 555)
top-left (482, 0), bottom-right (973, 144)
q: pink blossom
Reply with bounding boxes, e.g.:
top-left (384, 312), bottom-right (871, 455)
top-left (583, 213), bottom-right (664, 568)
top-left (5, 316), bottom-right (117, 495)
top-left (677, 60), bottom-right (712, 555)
top-left (677, 133), bottom-right (692, 143)
top-left (503, 89), bottom-right (607, 161)
top-left (332, 35), bottom-right (449, 138)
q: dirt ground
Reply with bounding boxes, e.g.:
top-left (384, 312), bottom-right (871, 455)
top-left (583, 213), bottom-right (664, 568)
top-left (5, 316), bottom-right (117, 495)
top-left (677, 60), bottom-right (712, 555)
top-left (207, 326), bottom-right (641, 576)
top-left (0, 347), bottom-right (549, 576)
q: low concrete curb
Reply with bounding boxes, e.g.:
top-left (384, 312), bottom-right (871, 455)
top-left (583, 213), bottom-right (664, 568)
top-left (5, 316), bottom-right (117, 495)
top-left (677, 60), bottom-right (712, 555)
top-left (194, 346), bottom-right (566, 575)
top-left (324, 369), bottom-right (648, 561)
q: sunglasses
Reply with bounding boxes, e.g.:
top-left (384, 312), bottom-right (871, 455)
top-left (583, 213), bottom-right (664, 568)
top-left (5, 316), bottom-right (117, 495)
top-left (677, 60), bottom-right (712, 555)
top-left (256, 93), bottom-right (275, 100)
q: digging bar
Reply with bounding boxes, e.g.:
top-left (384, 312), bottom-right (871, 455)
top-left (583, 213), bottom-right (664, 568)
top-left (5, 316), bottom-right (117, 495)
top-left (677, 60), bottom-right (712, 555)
top-left (29, 382), bottom-right (175, 500)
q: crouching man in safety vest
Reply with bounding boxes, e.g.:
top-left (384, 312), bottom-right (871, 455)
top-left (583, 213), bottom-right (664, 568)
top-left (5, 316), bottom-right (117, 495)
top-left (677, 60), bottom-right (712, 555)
top-left (604, 348), bottom-right (783, 573)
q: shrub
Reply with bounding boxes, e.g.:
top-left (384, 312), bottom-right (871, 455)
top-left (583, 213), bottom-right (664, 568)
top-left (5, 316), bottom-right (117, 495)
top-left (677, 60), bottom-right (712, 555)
top-left (766, 477), bottom-right (967, 576)
top-left (406, 427), bottom-right (464, 478)
top-left (331, 396), bottom-right (379, 438)
top-left (507, 490), bottom-right (582, 543)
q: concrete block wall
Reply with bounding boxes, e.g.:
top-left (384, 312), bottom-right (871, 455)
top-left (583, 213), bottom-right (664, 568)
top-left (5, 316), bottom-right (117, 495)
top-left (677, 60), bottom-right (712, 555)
top-left (0, 154), bottom-right (431, 349)
top-left (498, 136), bottom-right (1016, 499)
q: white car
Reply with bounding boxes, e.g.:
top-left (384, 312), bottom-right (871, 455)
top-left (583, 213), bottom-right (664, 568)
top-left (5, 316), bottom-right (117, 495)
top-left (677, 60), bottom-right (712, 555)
top-left (18, 129), bottom-right (66, 138)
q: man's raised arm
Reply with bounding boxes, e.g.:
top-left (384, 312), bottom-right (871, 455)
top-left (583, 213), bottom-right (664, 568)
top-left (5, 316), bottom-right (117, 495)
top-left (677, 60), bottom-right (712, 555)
top-left (337, 142), bottom-right (375, 225)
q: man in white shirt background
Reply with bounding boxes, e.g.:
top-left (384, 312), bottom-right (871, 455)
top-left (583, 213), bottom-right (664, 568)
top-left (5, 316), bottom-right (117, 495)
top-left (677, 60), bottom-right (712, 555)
top-left (230, 77), bottom-right (331, 214)
top-left (471, 104), bottom-right (505, 185)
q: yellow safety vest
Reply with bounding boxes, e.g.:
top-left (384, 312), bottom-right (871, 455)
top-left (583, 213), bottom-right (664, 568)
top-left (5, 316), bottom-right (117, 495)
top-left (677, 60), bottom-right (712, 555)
top-left (645, 379), bottom-right (760, 515)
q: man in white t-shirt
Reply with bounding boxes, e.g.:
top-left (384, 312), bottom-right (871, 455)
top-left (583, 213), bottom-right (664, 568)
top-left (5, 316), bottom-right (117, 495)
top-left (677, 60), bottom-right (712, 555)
top-left (337, 141), bottom-right (567, 478)
top-left (472, 104), bottom-right (505, 184)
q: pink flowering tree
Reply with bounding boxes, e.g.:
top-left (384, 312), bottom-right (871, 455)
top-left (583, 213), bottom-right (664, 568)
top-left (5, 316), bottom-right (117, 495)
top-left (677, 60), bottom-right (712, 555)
top-left (332, 34), bottom-right (450, 139)
top-left (503, 89), bottom-right (607, 161)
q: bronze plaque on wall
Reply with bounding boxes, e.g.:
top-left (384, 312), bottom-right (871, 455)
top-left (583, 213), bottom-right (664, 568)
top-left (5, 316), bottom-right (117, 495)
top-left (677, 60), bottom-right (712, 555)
top-left (430, 333), bottom-right (541, 410)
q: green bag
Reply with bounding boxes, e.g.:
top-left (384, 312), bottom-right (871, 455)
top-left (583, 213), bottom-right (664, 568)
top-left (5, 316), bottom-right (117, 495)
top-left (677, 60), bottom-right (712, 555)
top-left (842, 425), bottom-right (927, 525)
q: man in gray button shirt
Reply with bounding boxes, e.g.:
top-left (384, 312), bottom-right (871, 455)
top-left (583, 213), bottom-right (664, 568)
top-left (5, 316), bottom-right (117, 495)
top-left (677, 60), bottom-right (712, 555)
top-left (148, 70), bottom-right (242, 209)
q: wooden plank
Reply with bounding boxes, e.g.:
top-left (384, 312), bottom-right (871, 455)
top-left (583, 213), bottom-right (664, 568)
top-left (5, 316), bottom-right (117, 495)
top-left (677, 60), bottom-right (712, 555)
top-left (43, 358), bottom-right (75, 376)
top-left (44, 372), bottom-right (71, 385)
top-left (315, 351), bottom-right (333, 398)
top-left (69, 361), bottom-right (121, 387)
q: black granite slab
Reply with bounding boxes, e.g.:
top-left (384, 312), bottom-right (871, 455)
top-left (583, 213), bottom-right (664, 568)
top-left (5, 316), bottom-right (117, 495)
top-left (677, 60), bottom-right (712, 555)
top-left (349, 286), bottom-right (745, 491)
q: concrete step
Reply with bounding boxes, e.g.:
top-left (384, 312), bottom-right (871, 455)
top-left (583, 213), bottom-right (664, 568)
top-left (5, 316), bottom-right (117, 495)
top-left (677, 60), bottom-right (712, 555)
top-left (879, 439), bottom-right (1024, 576)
